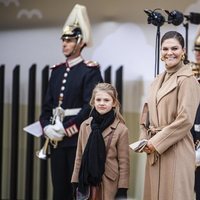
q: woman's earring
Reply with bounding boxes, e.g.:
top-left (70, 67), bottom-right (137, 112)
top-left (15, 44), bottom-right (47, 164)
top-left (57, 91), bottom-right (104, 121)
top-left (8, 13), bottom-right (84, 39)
top-left (161, 56), bottom-right (165, 61)
top-left (181, 54), bottom-right (185, 61)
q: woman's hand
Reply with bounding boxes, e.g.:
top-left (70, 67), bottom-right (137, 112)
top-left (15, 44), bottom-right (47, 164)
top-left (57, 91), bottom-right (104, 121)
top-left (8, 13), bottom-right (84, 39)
top-left (143, 141), bottom-right (155, 154)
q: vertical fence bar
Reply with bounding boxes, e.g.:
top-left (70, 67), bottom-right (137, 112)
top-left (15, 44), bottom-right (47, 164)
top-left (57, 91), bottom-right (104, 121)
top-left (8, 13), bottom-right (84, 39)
top-left (10, 65), bottom-right (20, 200)
top-left (115, 66), bottom-right (123, 112)
top-left (39, 65), bottom-right (49, 200)
top-left (104, 66), bottom-right (111, 83)
top-left (25, 64), bottom-right (36, 200)
top-left (0, 65), bottom-right (5, 198)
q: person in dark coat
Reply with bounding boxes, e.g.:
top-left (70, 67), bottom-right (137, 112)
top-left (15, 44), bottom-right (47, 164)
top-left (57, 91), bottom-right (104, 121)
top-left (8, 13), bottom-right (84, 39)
top-left (191, 33), bottom-right (200, 200)
top-left (39, 4), bottom-right (103, 200)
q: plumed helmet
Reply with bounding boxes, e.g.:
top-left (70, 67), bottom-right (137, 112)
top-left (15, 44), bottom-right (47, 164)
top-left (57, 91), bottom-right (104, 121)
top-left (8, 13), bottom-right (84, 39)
top-left (194, 34), bottom-right (200, 51)
top-left (61, 4), bottom-right (92, 47)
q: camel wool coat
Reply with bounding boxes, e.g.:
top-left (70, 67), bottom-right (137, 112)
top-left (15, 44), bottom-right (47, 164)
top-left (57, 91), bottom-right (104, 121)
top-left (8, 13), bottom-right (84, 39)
top-left (140, 63), bottom-right (200, 200)
top-left (71, 117), bottom-right (130, 200)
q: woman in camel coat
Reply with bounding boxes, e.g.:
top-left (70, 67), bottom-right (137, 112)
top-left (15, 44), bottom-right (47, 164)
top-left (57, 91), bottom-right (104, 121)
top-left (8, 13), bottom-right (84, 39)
top-left (140, 31), bottom-right (200, 200)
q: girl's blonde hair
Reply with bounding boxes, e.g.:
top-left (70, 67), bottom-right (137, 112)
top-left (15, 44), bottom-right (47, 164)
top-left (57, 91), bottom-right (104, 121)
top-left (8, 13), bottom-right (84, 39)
top-left (90, 83), bottom-right (125, 123)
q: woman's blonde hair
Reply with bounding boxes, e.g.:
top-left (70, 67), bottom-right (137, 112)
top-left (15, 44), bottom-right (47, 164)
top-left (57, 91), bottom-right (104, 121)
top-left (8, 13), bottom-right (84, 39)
top-left (90, 83), bottom-right (125, 123)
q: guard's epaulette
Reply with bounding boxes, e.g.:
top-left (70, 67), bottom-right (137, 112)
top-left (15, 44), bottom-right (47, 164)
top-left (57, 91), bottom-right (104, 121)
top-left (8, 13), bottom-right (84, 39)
top-left (50, 62), bottom-right (65, 69)
top-left (84, 60), bottom-right (100, 68)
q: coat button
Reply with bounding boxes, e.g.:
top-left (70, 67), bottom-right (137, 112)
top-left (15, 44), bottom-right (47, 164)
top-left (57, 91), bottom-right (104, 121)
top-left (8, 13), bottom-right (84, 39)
top-left (60, 93), bottom-right (64, 98)
top-left (66, 67), bottom-right (70, 72)
top-left (64, 73), bottom-right (68, 77)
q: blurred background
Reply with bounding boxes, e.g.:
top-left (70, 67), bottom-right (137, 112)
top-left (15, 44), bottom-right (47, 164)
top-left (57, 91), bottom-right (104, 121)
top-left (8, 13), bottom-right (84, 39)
top-left (0, 0), bottom-right (200, 199)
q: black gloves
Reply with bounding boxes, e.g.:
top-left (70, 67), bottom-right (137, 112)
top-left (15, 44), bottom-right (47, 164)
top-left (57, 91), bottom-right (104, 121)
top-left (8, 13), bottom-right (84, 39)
top-left (115, 188), bottom-right (127, 199)
top-left (72, 182), bottom-right (78, 199)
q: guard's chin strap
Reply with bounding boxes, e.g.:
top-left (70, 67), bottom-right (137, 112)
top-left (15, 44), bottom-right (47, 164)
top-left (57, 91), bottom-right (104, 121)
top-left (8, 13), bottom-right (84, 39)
top-left (66, 35), bottom-right (82, 58)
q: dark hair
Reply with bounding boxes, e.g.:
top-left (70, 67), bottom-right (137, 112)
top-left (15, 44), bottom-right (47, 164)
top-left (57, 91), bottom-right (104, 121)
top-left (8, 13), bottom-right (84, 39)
top-left (161, 31), bottom-right (189, 64)
top-left (161, 31), bottom-right (184, 47)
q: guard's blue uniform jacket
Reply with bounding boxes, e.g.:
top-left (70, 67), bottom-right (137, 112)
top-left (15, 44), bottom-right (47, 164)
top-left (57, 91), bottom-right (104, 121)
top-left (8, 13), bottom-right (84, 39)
top-left (191, 104), bottom-right (200, 144)
top-left (191, 104), bottom-right (200, 200)
top-left (39, 57), bottom-right (103, 147)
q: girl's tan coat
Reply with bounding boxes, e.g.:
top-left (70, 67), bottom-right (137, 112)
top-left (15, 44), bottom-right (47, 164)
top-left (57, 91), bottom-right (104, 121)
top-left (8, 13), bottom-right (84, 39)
top-left (71, 117), bottom-right (130, 200)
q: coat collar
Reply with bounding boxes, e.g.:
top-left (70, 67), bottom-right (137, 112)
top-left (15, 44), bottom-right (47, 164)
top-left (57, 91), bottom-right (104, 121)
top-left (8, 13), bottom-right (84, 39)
top-left (154, 64), bottom-right (193, 105)
top-left (85, 117), bottom-right (120, 138)
top-left (148, 63), bottom-right (193, 127)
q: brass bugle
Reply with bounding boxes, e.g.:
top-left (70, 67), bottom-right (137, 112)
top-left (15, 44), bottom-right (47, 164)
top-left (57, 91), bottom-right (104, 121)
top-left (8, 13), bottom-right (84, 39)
top-left (36, 138), bottom-right (49, 160)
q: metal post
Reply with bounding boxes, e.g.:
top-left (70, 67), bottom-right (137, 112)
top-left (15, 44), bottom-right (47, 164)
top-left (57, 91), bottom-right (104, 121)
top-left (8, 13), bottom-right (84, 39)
top-left (115, 66), bottom-right (123, 112)
top-left (39, 65), bottom-right (49, 200)
top-left (0, 65), bottom-right (5, 198)
top-left (25, 64), bottom-right (36, 200)
top-left (10, 65), bottom-right (20, 200)
top-left (104, 66), bottom-right (112, 83)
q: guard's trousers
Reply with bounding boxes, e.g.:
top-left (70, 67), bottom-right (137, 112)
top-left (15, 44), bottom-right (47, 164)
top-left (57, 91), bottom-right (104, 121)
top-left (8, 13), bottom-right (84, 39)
top-left (50, 146), bottom-right (76, 200)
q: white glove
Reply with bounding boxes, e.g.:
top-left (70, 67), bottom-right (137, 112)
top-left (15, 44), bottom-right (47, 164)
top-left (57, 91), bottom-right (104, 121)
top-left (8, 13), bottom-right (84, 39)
top-left (52, 116), bottom-right (66, 135)
top-left (43, 124), bottom-right (64, 141)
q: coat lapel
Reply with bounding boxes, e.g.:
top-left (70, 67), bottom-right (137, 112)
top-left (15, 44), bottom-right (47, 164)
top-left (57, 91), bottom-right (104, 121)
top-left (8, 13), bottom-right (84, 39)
top-left (85, 117), bottom-right (120, 138)
top-left (102, 119), bottom-right (120, 138)
top-left (149, 73), bottom-right (165, 126)
top-left (156, 65), bottom-right (193, 105)
top-left (148, 64), bottom-right (193, 128)
top-left (156, 74), bottom-right (177, 104)
top-left (85, 117), bottom-right (92, 137)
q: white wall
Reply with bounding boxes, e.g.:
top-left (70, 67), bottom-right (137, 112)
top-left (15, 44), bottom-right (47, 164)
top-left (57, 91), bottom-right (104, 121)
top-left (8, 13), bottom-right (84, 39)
top-left (0, 21), bottom-right (198, 107)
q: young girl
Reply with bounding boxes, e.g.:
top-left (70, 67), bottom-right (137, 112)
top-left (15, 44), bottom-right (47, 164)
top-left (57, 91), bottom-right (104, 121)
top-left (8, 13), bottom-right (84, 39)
top-left (71, 83), bottom-right (130, 199)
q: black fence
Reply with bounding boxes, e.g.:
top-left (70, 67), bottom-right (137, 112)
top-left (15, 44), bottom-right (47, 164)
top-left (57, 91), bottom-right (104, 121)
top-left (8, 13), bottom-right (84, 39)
top-left (0, 65), bottom-right (5, 199)
top-left (0, 64), bottom-right (123, 200)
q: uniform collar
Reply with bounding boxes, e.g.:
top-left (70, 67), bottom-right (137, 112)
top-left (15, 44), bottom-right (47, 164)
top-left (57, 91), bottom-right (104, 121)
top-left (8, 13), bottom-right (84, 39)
top-left (67, 56), bottom-right (83, 68)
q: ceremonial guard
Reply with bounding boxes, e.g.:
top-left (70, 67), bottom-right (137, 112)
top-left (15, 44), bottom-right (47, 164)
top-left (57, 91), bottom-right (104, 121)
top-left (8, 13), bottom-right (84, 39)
top-left (39, 4), bottom-right (103, 200)
top-left (191, 33), bottom-right (200, 200)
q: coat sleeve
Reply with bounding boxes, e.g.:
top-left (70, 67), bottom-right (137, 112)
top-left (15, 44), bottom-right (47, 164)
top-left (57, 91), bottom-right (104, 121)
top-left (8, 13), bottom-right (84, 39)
top-left (117, 125), bottom-right (130, 188)
top-left (150, 76), bottom-right (200, 154)
top-left (39, 71), bottom-right (54, 128)
top-left (139, 103), bottom-right (150, 140)
top-left (71, 123), bottom-right (84, 183)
